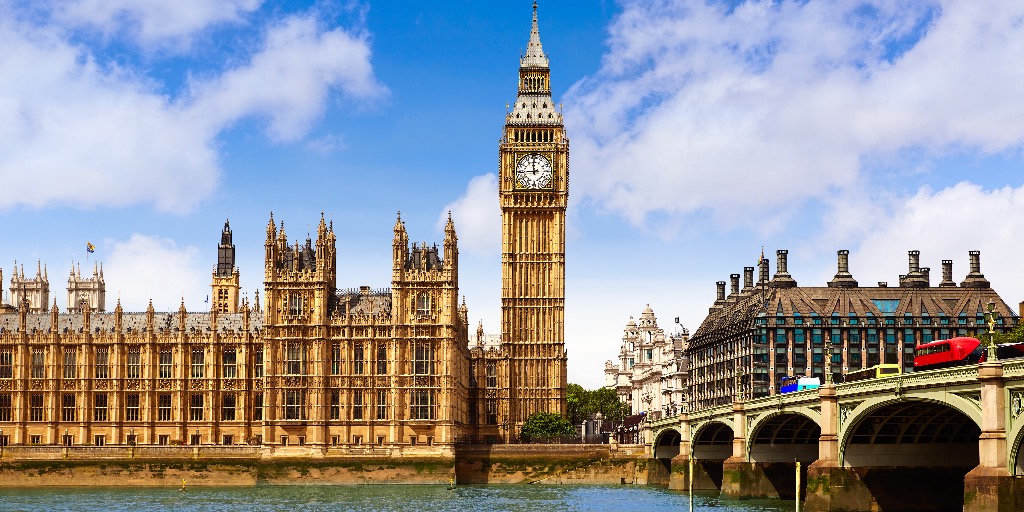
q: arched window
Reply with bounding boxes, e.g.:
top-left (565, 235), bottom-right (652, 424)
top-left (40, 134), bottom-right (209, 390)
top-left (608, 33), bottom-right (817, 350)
top-left (416, 293), bottom-right (431, 316)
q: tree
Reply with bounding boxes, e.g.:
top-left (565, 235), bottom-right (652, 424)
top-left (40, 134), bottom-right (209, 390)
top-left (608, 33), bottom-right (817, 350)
top-left (520, 412), bottom-right (575, 443)
top-left (566, 383), bottom-right (628, 425)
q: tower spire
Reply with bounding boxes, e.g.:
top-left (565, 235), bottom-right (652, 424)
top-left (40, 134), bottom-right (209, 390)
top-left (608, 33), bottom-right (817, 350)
top-left (522, 1), bottom-right (548, 68)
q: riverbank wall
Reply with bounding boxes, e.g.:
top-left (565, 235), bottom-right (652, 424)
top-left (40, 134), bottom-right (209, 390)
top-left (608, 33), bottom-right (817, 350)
top-left (0, 444), bottom-right (650, 486)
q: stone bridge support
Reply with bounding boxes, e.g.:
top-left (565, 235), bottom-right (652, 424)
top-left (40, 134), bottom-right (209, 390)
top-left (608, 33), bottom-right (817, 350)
top-left (964, 362), bottom-right (1024, 511)
top-left (805, 383), bottom-right (873, 511)
top-left (721, 400), bottom-right (780, 499)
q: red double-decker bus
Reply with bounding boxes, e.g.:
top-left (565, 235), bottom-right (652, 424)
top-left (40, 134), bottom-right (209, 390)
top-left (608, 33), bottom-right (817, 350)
top-left (913, 337), bottom-right (985, 371)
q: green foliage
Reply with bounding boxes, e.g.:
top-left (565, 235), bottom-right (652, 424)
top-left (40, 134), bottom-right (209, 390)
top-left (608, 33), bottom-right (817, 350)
top-left (566, 383), bottom-right (628, 425)
top-left (519, 412), bottom-right (575, 442)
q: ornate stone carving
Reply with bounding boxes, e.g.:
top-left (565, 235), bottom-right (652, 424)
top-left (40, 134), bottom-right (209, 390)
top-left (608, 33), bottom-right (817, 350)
top-left (94, 379), bottom-right (108, 390)
top-left (190, 379), bottom-right (205, 390)
top-left (223, 379), bottom-right (236, 390)
top-left (125, 380), bottom-right (140, 391)
top-left (62, 379), bottom-right (78, 390)
top-left (157, 379), bottom-right (173, 390)
top-left (839, 404), bottom-right (853, 427)
top-left (1011, 391), bottom-right (1024, 419)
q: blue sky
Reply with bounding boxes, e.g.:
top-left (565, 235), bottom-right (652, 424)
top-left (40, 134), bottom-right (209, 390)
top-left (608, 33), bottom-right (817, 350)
top-left (1, 1), bottom-right (1022, 389)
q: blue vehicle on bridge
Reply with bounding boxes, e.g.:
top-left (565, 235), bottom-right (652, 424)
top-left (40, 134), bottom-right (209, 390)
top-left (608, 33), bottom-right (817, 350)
top-left (779, 376), bottom-right (820, 393)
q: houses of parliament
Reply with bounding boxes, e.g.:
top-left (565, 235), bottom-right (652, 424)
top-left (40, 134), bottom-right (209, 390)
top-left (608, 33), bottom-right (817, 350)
top-left (0, 5), bottom-right (567, 453)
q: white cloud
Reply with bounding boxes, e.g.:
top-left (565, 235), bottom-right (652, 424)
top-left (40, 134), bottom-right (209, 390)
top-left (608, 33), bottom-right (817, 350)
top-left (186, 13), bottom-right (388, 142)
top-left (438, 173), bottom-right (500, 256)
top-left (49, 0), bottom-right (262, 50)
top-left (564, 0), bottom-right (1024, 230)
top-left (102, 234), bottom-right (207, 312)
top-left (844, 182), bottom-right (1024, 305)
top-left (0, 8), bottom-right (387, 213)
top-left (0, 20), bottom-right (219, 213)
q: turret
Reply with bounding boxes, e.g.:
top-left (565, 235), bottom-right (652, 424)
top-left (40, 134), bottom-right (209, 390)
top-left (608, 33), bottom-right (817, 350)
top-left (444, 212), bottom-right (458, 276)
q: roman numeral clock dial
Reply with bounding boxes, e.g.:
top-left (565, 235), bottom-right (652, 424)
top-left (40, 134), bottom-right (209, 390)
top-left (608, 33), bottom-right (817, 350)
top-left (515, 153), bottom-right (552, 189)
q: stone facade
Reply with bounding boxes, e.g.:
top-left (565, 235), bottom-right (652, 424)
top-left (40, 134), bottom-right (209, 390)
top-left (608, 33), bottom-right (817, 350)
top-left (686, 250), bottom-right (1020, 410)
top-left (0, 5), bottom-right (570, 451)
top-left (604, 305), bottom-right (688, 420)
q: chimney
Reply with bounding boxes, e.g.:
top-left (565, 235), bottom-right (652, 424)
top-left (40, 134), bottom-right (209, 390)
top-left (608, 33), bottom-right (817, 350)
top-left (758, 258), bottom-right (770, 285)
top-left (921, 267), bottom-right (931, 286)
top-left (878, 282), bottom-right (888, 287)
top-left (939, 259), bottom-right (956, 287)
top-left (828, 249), bottom-right (858, 288)
top-left (771, 250), bottom-right (797, 288)
top-left (711, 281), bottom-right (727, 312)
top-left (742, 267), bottom-right (754, 291)
top-left (960, 250), bottom-right (991, 288)
top-left (902, 250), bottom-right (927, 288)
top-left (729, 274), bottom-right (740, 297)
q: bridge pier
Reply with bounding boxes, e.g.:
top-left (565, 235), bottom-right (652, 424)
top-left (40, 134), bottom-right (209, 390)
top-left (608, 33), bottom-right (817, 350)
top-left (963, 362), bottom-right (1024, 511)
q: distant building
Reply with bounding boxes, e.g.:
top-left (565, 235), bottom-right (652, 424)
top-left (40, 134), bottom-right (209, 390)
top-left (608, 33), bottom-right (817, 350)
top-left (67, 262), bottom-right (106, 313)
top-left (604, 305), bottom-right (688, 420)
top-left (686, 250), bottom-right (1020, 411)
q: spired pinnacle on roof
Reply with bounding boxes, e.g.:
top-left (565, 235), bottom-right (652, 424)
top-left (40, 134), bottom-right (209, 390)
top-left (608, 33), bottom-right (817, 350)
top-left (521, 1), bottom-right (549, 68)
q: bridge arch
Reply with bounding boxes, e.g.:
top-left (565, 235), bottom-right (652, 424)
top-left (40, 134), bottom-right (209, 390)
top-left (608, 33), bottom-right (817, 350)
top-left (838, 393), bottom-right (982, 464)
top-left (1005, 398), bottom-right (1024, 475)
top-left (746, 409), bottom-right (821, 464)
top-left (691, 419), bottom-right (734, 460)
top-left (652, 427), bottom-right (683, 460)
top-left (837, 396), bottom-right (981, 511)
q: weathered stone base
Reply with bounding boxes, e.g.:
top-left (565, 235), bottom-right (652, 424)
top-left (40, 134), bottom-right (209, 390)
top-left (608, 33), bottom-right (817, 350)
top-left (0, 444), bottom-right (648, 487)
top-left (667, 455), bottom-right (722, 491)
top-left (721, 457), bottom-right (795, 500)
top-left (963, 465), bottom-right (1024, 512)
top-left (804, 463), bottom-right (976, 512)
top-left (0, 458), bottom-right (457, 486)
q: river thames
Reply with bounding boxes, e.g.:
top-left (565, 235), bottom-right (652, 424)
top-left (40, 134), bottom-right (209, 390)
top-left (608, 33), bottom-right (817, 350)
top-left (0, 485), bottom-right (792, 511)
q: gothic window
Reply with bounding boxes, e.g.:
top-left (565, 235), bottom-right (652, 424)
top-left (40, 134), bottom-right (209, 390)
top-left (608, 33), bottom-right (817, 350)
top-left (253, 392), bottom-right (263, 421)
top-left (254, 350), bottom-right (264, 378)
top-left (63, 348), bottom-right (77, 379)
top-left (410, 390), bottom-right (434, 420)
top-left (416, 293), bottom-right (431, 316)
top-left (289, 294), bottom-right (304, 316)
top-left (127, 348), bottom-right (141, 379)
top-left (0, 349), bottom-right (11, 378)
top-left (486, 361), bottom-right (497, 388)
top-left (486, 399), bottom-right (497, 425)
top-left (191, 348), bottom-right (205, 379)
top-left (285, 342), bottom-right (303, 375)
top-left (159, 349), bottom-right (173, 379)
top-left (0, 393), bottom-right (10, 422)
top-left (376, 390), bottom-right (388, 420)
top-left (331, 343), bottom-right (341, 375)
top-left (95, 347), bottom-right (109, 379)
top-left (330, 390), bottom-right (340, 420)
top-left (190, 394), bottom-right (204, 421)
top-left (414, 342), bottom-right (432, 375)
top-left (125, 393), bottom-right (140, 422)
top-left (29, 393), bottom-right (44, 421)
top-left (94, 393), bottom-right (108, 421)
top-left (222, 393), bottom-right (236, 421)
top-left (158, 394), bottom-right (172, 421)
top-left (376, 345), bottom-right (387, 375)
top-left (284, 390), bottom-right (303, 420)
top-left (223, 348), bottom-right (237, 378)
top-left (353, 344), bottom-right (365, 375)
top-left (352, 391), bottom-right (364, 420)
top-left (31, 348), bottom-right (44, 379)
top-left (62, 393), bottom-right (76, 422)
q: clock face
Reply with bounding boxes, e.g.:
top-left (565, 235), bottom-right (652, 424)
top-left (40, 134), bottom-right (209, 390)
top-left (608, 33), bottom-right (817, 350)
top-left (515, 154), bottom-right (552, 189)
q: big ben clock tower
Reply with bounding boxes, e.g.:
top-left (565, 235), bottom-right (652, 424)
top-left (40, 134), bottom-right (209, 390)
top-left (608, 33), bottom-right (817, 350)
top-left (500, 2), bottom-right (568, 431)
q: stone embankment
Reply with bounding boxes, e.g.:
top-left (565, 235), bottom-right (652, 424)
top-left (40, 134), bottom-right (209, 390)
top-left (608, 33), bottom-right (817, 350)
top-left (0, 444), bottom-right (650, 486)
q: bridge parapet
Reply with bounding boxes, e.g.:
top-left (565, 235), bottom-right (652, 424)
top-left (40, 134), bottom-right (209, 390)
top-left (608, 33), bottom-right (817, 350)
top-left (835, 366), bottom-right (979, 399)
top-left (688, 404), bottom-right (733, 422)
top-left (1002, 359), bottom-right (1024, 380)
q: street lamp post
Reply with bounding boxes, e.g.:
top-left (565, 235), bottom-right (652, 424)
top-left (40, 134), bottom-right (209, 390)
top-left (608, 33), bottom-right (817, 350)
top-left (130, 428), bottom-right (135, 458)
top-left (984, 300), bottom-right (999, 362)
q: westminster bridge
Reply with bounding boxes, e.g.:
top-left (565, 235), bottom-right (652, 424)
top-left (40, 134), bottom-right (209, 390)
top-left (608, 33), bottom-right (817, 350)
top-left (645, 360), bottom-right (1024, 511)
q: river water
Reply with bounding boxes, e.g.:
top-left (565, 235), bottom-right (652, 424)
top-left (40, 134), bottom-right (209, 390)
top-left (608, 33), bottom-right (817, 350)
top-left (0, 485), bottom-right (792, 512)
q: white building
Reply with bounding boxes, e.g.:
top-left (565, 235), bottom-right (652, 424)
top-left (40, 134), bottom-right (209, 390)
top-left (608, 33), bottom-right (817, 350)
top-left (604, 305), bottom-right (689, 420)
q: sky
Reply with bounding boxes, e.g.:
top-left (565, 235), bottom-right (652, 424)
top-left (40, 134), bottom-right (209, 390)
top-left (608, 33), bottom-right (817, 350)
top-left (1, 0), bottom-right (1023, 389)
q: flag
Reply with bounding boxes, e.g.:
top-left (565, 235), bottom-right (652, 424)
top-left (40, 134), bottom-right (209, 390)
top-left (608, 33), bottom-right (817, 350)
top-left (205, 295), bottom-right (209, 303)
top-left (87, 242), bottom-right (95, 254)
